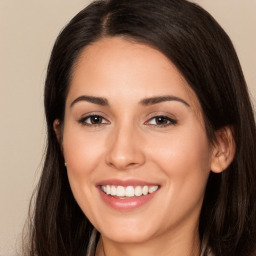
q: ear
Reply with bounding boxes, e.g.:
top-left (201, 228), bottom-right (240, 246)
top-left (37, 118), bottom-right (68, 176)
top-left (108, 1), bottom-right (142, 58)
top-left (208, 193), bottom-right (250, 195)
top-left (53, 119), bottom-right (63, 144)
top-left (210, 126), bottom-right (236, 173)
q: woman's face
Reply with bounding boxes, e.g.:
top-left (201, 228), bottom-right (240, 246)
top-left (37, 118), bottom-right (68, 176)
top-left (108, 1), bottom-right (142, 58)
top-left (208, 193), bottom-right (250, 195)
top-left (61, 37), bottom-right (215, 244)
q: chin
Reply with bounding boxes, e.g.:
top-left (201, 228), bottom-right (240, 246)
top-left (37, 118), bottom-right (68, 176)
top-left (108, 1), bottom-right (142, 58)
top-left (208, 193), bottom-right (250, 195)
top-left (96, 217), bottom-right (159, 244)
top-left (102, 228), bottom-right (155, 244)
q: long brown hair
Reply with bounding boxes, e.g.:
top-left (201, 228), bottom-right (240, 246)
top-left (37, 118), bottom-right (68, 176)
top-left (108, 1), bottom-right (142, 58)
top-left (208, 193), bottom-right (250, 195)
top-left (24, 0), bottom-right (256, 255)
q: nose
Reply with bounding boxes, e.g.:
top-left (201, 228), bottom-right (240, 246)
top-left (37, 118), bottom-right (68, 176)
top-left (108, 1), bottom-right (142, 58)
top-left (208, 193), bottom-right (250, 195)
top-left (105, 124), bottom-right (146, 170)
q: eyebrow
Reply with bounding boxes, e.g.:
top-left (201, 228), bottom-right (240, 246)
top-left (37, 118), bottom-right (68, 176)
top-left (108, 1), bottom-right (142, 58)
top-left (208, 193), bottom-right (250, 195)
top-left (139, 95), bottom-right (190, 107)
top-left (70, 95), bottom-right (190, 108)
top-left (70, 95), bottom-right (109, 107)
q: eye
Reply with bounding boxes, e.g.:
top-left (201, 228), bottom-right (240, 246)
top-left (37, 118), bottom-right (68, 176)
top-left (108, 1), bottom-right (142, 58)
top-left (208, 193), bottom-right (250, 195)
top-left (79, 115), bottom-right (109, 126)
top-left (145, 115), bottom-right (177, 127)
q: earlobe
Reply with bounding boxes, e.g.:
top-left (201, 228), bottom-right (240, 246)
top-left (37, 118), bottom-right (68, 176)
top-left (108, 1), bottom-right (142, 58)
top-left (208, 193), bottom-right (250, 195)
top-left (210, 126), bottom-right (236, 173)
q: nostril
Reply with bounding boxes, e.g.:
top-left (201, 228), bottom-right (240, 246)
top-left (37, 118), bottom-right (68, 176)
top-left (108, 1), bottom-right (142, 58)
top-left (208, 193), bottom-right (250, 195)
top-left (107, 160), bottom-right (140, 170)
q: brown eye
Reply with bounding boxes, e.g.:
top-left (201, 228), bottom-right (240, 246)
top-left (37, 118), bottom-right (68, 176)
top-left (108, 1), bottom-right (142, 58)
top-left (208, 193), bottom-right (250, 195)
top-left (155, 116), bottom-right (169, 125)
top-left (79, 115), bottom-right (109, 126)
top-left (90, 116), bottom-right (103, 124)
top-left (146, 116), bottom-right (177, 127)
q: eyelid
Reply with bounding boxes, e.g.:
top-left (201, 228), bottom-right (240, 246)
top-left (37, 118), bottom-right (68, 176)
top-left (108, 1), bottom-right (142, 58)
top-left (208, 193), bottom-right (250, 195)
top-left (78, 113), bottom-right (110, 126)
top-left (144, 113), bottom-right (178, 127)
top-left (77, 111), bottom-right (177, 127)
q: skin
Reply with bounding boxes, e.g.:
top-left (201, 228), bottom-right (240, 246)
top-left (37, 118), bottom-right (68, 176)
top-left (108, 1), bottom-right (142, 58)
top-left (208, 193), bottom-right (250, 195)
top-left (54, 37), bottom-right (234, 256)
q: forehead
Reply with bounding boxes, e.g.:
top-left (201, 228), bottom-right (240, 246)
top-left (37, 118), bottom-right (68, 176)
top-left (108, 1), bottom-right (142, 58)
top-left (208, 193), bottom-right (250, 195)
top-left (68, 37), bottom-right (202, 113)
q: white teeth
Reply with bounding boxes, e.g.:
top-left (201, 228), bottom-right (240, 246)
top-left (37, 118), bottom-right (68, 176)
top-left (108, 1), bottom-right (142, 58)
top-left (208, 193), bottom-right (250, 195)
top-left (106, 185), bottom-right (111, 195)
top-left (142, 185), bottom-right (148, 195)
top-left (101, 185), bottom-right (159, 197)
top-left (110, 186), bottom-right (117, 196)
top-left (149, 185), bottom-right (158, 193)
top-left (116, 186), bottom-right (125, 197)
top-left (134, 186), bottom-right (143, 196)
top-left (126, 186), bottom-right (134, 197)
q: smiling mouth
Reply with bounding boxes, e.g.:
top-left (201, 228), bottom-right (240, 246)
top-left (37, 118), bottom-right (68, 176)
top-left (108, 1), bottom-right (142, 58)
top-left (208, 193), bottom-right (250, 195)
top-left (100, 185), bottom-right (160, 198)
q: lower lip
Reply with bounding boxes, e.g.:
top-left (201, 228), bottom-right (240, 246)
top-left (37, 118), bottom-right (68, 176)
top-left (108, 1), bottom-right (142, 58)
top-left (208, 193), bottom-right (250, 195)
top-left (98, 187), bottom-right (159, 211)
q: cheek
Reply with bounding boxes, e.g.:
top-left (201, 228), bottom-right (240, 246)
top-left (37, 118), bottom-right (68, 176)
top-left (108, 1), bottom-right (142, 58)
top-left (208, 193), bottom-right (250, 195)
top-left (148, 124), bottom-right (211, 200)
top-left (62, 126), bottom-right (105, 175)
top-left (145, 127), bottom-right (211, 228)
top-left (61, 125), bottom-right (106, 202)
top-left (149, 122), bottom-right (211, 172)
top-left (62, 126), bottom-right (106, 222)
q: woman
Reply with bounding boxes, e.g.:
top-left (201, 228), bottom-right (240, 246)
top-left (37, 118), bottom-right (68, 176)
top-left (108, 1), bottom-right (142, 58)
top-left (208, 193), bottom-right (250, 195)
top-left (24, 0), bottom-right (256, 255)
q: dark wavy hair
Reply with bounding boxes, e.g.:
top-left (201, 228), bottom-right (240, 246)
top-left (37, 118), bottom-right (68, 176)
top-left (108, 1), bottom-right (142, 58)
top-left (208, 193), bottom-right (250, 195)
top-left (24, 0), bottom-right (256, 255)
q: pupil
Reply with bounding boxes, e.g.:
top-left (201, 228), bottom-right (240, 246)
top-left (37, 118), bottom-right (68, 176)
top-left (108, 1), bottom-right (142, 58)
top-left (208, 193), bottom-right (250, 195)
top-left (157, 117), bottom-right (166, 124)
top-left (92, 116), bottom-right (102, 124)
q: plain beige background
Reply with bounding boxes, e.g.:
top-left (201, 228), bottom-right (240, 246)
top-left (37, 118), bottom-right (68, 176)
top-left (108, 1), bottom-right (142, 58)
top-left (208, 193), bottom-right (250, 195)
top-left (0, 1), bottom-right (255, 255)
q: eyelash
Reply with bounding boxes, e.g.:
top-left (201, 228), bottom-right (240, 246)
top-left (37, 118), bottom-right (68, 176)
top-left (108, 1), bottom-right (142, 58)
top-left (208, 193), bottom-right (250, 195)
top-left (145, 115), bottom-right (178, 127)
top-left (78, 115), bottom-right (177, 127)
top-left (78, 115), bottom-right (109, 126)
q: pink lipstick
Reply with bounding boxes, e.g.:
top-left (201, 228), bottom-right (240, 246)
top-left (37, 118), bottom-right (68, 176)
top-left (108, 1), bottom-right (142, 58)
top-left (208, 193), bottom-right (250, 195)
top-left (97, 179), bottom-right (160, 211)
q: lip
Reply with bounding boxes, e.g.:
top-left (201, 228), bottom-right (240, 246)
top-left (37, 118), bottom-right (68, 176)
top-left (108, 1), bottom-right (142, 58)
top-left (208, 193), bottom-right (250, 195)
top-left (96, 179), bottom-right (160, 211)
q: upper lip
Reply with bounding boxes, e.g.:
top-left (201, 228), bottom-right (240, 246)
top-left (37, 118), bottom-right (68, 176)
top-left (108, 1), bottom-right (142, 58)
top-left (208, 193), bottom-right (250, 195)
top-left (96, 179), bottom-right (160, 187)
